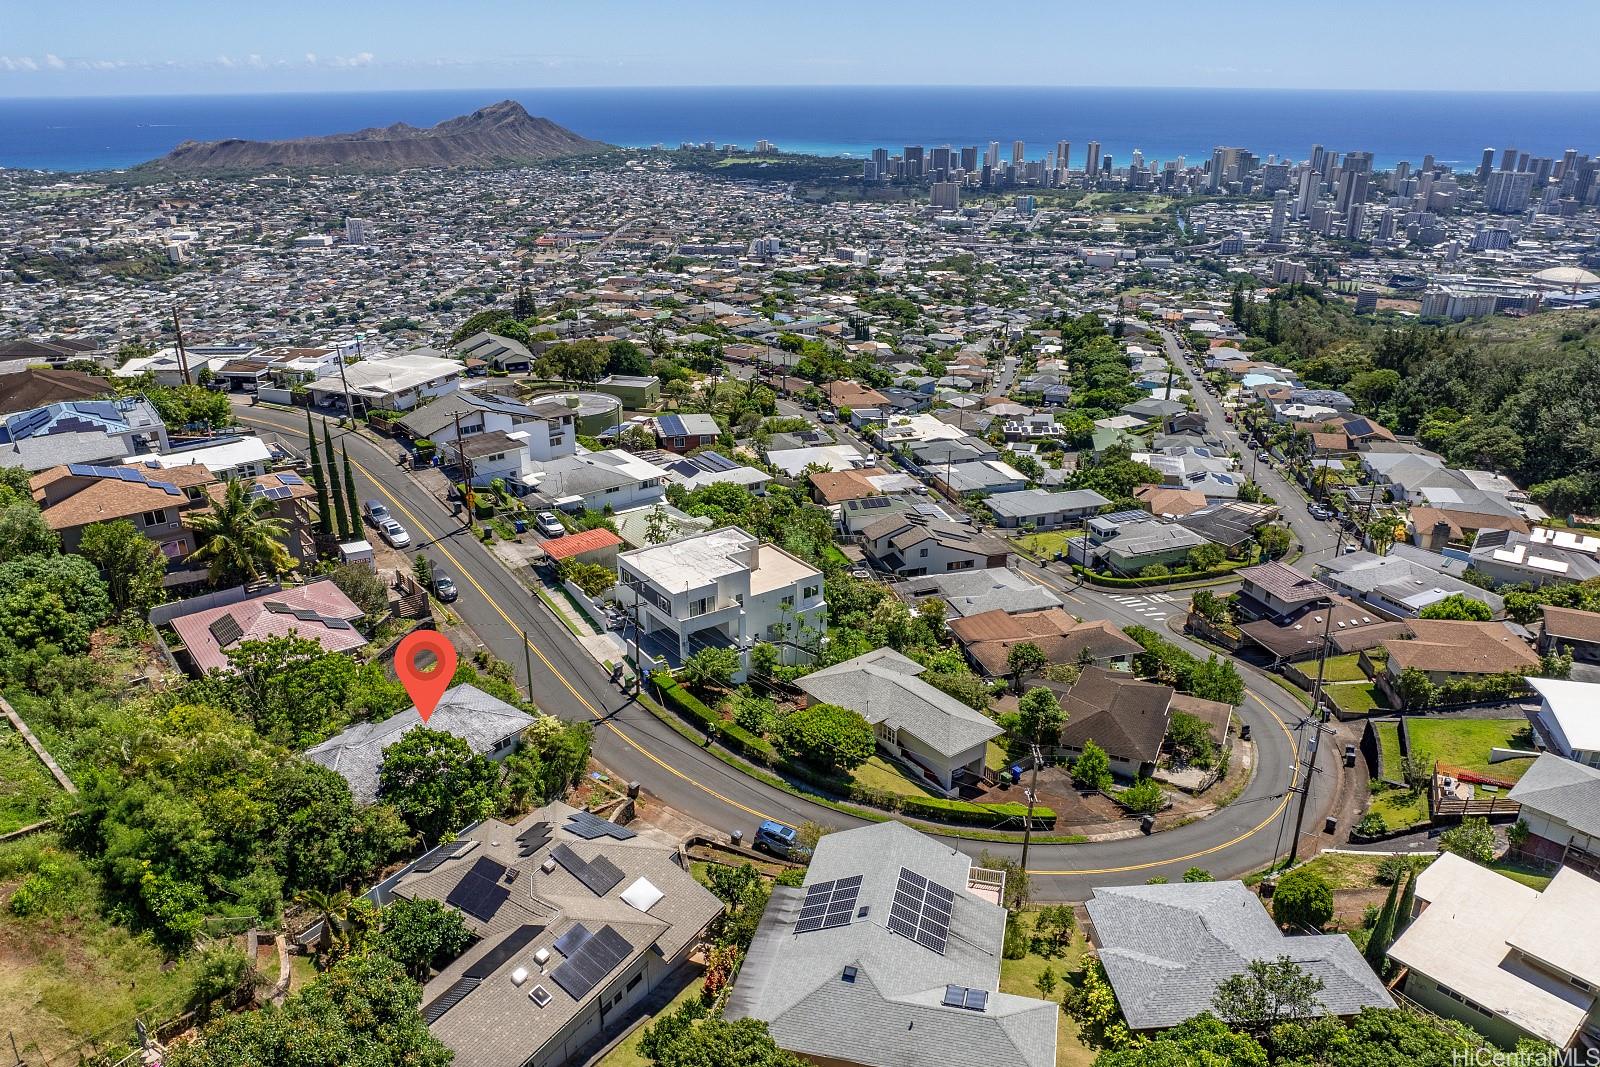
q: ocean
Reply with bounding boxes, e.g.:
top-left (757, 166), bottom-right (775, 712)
top-left (4, 85), bottom-right (1600, 174)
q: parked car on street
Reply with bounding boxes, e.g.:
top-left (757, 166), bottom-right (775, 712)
top-left (362, 499), bottom-right (390, 527)
top-left (754, 820), bottom-right (805, 859)
top-left (378, 518), bottom-right (410, 548)
top-left (432, 571), bottom-right (458, 602)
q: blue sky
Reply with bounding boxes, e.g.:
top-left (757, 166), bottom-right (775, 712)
top-left (3, 0), bottom-right (1597, 97)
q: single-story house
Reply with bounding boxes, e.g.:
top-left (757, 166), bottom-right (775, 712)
top-left (797, 648), bottom-right (1002, 794)
top-left (1506, 754), bottom-right (1600, 875)
top-left (985, 488), bottom-right (1111, 530)
top-left (947, 610), bottom-right (1140, 678)
top-left (1049, 667), bottom-right (1175, 778)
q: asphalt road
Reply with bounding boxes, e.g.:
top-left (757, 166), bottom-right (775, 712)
top-left (240, 394), bottom-right (1341, 899)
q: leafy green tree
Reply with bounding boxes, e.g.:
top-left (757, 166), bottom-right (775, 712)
top-left (378, 728), bottom-right (507, 840)
top-left (1392, 866), bottom-right (1419, 940)
top-left (78, 519), bottom-right (166, 618)
top-left (1439, 816), bottom-right (1497, 864)
top-left (186, 479), bottom-right (294, 585)
top-left (0, 499), bottom-right (57, 557)
top-left (1117, 776), bottom-right (1166, 814)
top-left (1072, 740), bottom-right (1113, 791)
top-left (372, 897), bottom-right (473, 979)
top-left (1395, 667), bottom-right (1436, 710)
top-left (1063, 956), bottom-right (1133, 1050)
top-left (1165, 711), bottom-right (1218, 769)
top-left (501, 721), bottom-right (592, 808)
top-left (166, 952), bottom-right (452, 1067)
top-left (1256, 523), bottom-right (1292, 560)
top-left (1272, 868), bottom-right (1335, 930)
top-left (641, 1010), bottom-right (805, 1067)
top-left (1364, 514), bottom-right (1401, 556)
top-left (1006, 641), bottom-right (1048, 689)
top-left (1212, 956), bottom-right (1326, 1036)
top-left (143, 383), bottom-right (232, 431)
top-left (0, 552), bottom-right (112, 653)
top-left (223, 635), bottom-right (361, 747)
top-left (682, 645), bottom-right (740, 693)
top-left (1187, 542), bottom-right (1227, 571)
top-left (1418, 593), bottom-right (1493, 621)
top-left (1182, 866), bottom-right (1215, 882)
top-left (1009, 686), bottom-right (1066, 745)
top-left (1094, 1013), bottom-right (1266, 1067)
top-left (328, 561), bottom-right (390, 622)
top-left (775, 702), bottom-right (874, 774)
top-left (1268, 1006), bottom-right (1483, 1067)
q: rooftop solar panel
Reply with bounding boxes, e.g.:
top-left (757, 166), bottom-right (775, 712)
top-left (208, 615), bottom-right (245, 647)
top-left (422, 976), bottom-right (481, 1024)
top-left (463, 924), bottom-right (545, 979)
top-left (411, 841), bottom-right (459, 873)
top-left (553, 922), bottom-right (593, 958)
top-left (887, 867), bottom-right (952, 955)
top-left (564, 811), bottom-right (636, 840)
top-left (278, 472), bottom-right (305, 485)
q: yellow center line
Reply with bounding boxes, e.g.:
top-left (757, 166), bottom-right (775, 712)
top-left (242, 414), bottom-right (772, 822)
top-left (248, 412), bottom-right (1304, 876)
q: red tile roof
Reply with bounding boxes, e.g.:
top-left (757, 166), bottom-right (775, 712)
top-left (542, 527), bottom-right (623, 561)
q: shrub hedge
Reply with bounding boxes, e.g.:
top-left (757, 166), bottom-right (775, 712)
top-left (651, 677), bottom-right (1056, 829)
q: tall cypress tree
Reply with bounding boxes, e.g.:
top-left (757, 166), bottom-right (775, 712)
top-left (306, 407), bottom-right (333, 535)
top-left (1392, 867), bottom-right (1419, 940)
top-left (340, 444), bottom-right (360, 542)
top-left (1364, 875), bottom-right (1401, 975)
top-left (323, 424), bottom-right (349, 538)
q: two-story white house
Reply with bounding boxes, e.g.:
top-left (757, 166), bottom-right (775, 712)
top-left (305, 349), bottom-right (464, 413)
top-left (398, 391), bottom-right (577, 464)
top-left (617, 526), bottom-right (824, 679)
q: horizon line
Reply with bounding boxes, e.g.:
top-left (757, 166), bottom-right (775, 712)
top-left (6, 83), bottom-right (1600, 104)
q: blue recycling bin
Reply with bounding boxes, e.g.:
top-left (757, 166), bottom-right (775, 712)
top-left (513, 518), bottom-right (527, 533)
top-left (1009, 765), bottom-right (1023, 784)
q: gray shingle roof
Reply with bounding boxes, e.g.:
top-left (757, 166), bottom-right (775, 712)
top-left (798, 648), bottom-right (1001, 758)
top-left (726, 821), bottom-right (1056, 1067)
top-left (1085, 881), bottom-right (1392, 1031)
top-left (303, 683), bottom-right (535, 802)
top-left (898, 568), bottom-right (1062, 618)
top-left (1507, 753), bottom-right (1600, 839)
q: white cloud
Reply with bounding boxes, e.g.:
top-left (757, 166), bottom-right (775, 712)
top-left (329, 51), bottom-right (375, 68)
top-left (43, 53), bottom-right (66, 70)
top-left (216, 54), bottom-right (235, 68)
top-left (246, 53), bottom-right (265, 69)
top-left (304, 52), bottom-right (317, 64)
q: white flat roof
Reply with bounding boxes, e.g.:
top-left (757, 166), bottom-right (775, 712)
top-left (125, 436), bottom-right (271, 472)
top-left (750, 543), bottom-right (821, 596)
top-left (1527, 676), bottom-right (1600, 753)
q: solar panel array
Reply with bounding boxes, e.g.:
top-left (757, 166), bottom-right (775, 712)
top-left (277, 472), bottom-right (306, 485)
top-left (696, 451), bottom-right (738, 473)
top-left (208, 615), bottom-right (245, 647)
top-left (64, 463), bottom-right (182, 495)
top-left (517, 821), bottom-right (553, 856)
top-left (550, 843), bottom-right (625, 897)
top-left (260, 601), bottom-right (354, 629)
top-left (552, 922), bottom-right (593, 958)
top-left (445, 857), bottom-right (511, 921)
top-left (794, 874), bottom-right (863, 933)
top-left (411, 839), bottom-right (464, 873)
top-left (422, 976), bottom-right (482, 1024)
top-left (565, 811), bottom-right (636, 840)
top-left (887, 867), bottom-right (955, 954)
top-left (251, 485), bottom-right (295, 502)
top-left (463, 924), bottom-right (544, 979)
top-left (941, 985), bottom-right (989, 1012)
top-left (550, 924), bottom-right (632, 1000)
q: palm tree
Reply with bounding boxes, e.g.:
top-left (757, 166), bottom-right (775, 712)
top-left (187, 479), bottom-right (295, 586)
top-left (295, 888), bottom-right (353, 955)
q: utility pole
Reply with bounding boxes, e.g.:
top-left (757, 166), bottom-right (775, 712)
top-left (451, 410), bottom-right (475, 525)
top-left (337, 345), bottom-right (355, 420)
top-left (1288, 596), bottom-right (1337, 864)
top-left (1020, 742), bottom-right (1043, 873)
top-left (171, 304), bottom-right (192, 386)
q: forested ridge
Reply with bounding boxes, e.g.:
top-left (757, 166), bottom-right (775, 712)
top-left (1234, 286), bottom-right (1600, 512)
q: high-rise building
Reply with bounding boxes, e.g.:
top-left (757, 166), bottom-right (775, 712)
top-left (1208, 147), bottom-right (1227, 192)
top-left (1484, 169), bottom-right (1535, 213)
top-left (1500, 147), bottom-right (1518, 171)
top-left (1377, 208), bottom-right (1398, 242)
top-left (986, 142), bottom-right (1001, 169)
top-left (930, 182), bottom-right (960, 210)
top-left (1261, 162), bottom-right (1290, 192)
top-left (904, 146), bottom-right (924, 179)
top-left (1310, 144), bottom-right (1326, 172)
top-left (872, 147), bottom-right (889, 174)
top-left (344, 218), bottom-right (370, 245)
top-left (1270, 190), bottom-right (1289, 241)
top-left (1054, 140), bottom-right (1071, 173)
top-left (1296, 167), bottom-right (1318, 218)
top-left (1085, 141), bottom-right (1101, 180)
top-left (1012, 140), bottom-right (1026, 165)
top-left (1477, 147), bottom-right (1496, 185)
top-left (1335, 169), bottom-right (1369, 214)
top-left (960, 146), bottom-right (978, 173)
top-left (1345, 202), bottom-right (1367, 239)
top-left (930, 146), bottom-right (952, 180)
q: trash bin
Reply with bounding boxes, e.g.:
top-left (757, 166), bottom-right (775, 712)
top-left (513, 518), bottom-right (527, 534)
top-left (1140, 814), bottom-right (1155, 835)
top-left (731, 829), bottom-right (744, 849)
top-left (1240, 724), bottom-right (1252, 741)
top-left (1324, 816), bottom-right (1338, 835)
top-left (1009, 765), bottom-right (1023, 784)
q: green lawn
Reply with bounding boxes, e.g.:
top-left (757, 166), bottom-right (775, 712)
top-left (986, 741), bottom-right (1012, 774)
top-left (1374, 721), bottom-right (1403, 778)
top-left (596, 976), bottom-right (706, 1067)
top-left (1326, 683), bottom-right (1386, 716)
top-left (998, 913), bottom-right (1095, 1067)
top-left (1318, 654), bottom-right (1370, 683)
top-left (1487, 859), bottom-right (1554, 892)
top-left (1403, 718), bottom-right (1533, 782)
top-left (1014, 529), bottom-right (1084, 560)
top-left (1367, 785), bottom-right (1429, 830)
top-left (1292, 851), bottom-right (1435, 891)
top-left (852, 756), bottom-right (943, 798)
top-left (0, 726), bottom-right (62, 835)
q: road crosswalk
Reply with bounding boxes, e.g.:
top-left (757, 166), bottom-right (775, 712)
top-left (1106, 592), bottom-right (1178, 621)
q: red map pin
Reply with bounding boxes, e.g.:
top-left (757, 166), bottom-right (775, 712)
top-left (396, 630), bottom-right (457, 723)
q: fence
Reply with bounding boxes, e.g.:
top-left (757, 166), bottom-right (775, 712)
top-left (1429, 761), bottom-right (1522, 822)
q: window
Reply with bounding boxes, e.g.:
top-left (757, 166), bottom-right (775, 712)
top-left (781, 596), bottom-right (794, 609)
top-left (626, 973), bottom-right (643, 991)
top-left (141, 508), bottom-right (169, 526)
top-left (919, 547), bottom-right (929, 557)
top-left (803, 584), bottom-right (819, 600)
top-left (947, 559), bottom-right (974, 571)
top-left (841, 966), bottom-right (858, 984)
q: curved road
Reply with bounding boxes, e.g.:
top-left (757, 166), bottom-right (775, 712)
top-left (240, 392), bottom-right (1339, 900)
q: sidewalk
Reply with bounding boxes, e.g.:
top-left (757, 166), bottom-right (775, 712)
top-left (537, 580), bottom-right (630, 666)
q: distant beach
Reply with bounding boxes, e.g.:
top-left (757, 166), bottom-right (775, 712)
top-left (3, 85), bottom-right (1600, 173)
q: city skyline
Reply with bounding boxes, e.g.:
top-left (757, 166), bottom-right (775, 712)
top-left (4, 0), bottom-right (1599, 97)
